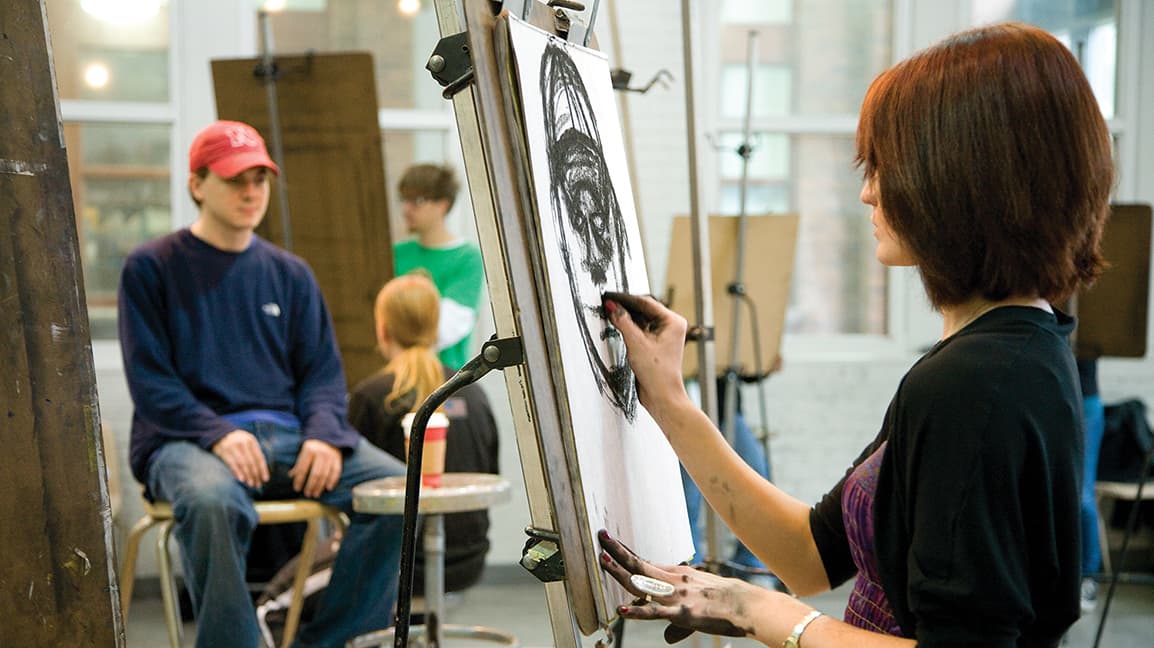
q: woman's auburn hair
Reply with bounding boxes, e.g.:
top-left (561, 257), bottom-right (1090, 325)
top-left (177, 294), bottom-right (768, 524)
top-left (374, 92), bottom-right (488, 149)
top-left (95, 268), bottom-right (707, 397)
top-left (375, 273), bottom-right (445, 412)
top-left (855, 22), bottom-right (1114, 308)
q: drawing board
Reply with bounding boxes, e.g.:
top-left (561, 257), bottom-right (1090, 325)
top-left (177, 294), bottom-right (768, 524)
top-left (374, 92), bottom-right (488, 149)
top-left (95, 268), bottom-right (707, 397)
top-left (501, 13), bottom-right (693, 626)
top-left (1074, 203), bottom-right (1152, 358)
top-left (666, 214), bottom-right (799, 378)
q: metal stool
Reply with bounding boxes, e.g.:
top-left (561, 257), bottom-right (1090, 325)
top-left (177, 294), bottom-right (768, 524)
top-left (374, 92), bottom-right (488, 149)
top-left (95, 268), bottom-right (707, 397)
top-left (119, 498), bottom-right (347, 648)
top-left (348, 473), bottom-right (518, 648)
top-left (1095, 479), bottom-right (1154, 574)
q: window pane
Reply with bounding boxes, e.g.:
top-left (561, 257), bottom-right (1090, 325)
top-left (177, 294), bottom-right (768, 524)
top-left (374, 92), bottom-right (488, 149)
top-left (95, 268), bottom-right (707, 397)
top-left (720, 65), bottom-right (791, 119)
top-left (717, 132), bottom-right (789, 179)
top-left (263, 1), bottom-right (446, 111)
top-left (788, 135), bottom-right (884, 335)
top-left (722, 0), bottom-right (791, 25)
top-left (713, 2), bottom-right (891, 336)
top-left (971, 0), bottom-right (1116, 118)
top-left (719, 183), bottom-right (789, 215)
top-left (45, 0), bottom-right (170, 102)
top-left (65, 123), bottom-right (171, 338)
top-left (382, 129), bottom-right (477, 245)
top-left (718, 2), bottom-right (891, 118)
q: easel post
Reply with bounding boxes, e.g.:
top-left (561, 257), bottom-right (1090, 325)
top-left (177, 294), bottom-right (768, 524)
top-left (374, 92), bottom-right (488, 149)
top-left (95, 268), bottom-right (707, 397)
top-left (256, 9), bottom-right (293, 251)
top-left (679, 0), bottom-right (723, 579)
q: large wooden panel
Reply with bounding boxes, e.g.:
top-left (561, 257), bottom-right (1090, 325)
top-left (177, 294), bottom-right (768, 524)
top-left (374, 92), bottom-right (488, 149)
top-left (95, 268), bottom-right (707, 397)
top-left (212, 53), bottom-right (393, 387)
top-left (0, 1), bottom-right (121, 644)
top-left (1076, 203), bottom-right (1152, 359)
top-left (666, 214), bottom-right (799, 378)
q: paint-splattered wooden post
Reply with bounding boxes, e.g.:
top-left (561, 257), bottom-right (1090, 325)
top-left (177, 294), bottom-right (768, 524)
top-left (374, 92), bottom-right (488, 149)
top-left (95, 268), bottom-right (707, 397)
top-left (0, 1), bottom-right (123, 645)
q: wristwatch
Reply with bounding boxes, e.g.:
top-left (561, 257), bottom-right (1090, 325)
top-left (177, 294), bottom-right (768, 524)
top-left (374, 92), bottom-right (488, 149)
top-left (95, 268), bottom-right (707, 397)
top-left (782, 609), bottom-right (823, 648)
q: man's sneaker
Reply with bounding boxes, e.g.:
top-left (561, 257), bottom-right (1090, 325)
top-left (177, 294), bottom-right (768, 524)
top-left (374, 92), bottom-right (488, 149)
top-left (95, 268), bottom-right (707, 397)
top-left (1080, 577), bottom-right (1098, 616)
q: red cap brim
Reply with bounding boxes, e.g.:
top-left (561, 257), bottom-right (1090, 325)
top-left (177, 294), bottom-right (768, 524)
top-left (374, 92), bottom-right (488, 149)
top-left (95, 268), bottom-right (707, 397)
top-left (208, 151), bottom-right (280, 179)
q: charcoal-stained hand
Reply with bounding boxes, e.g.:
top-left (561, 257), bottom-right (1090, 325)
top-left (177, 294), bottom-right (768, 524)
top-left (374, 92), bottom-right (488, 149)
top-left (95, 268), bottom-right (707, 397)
top-left (597, 529), bottom-right (758, 644)
top-left (602, 294), bottom-right (688, 413)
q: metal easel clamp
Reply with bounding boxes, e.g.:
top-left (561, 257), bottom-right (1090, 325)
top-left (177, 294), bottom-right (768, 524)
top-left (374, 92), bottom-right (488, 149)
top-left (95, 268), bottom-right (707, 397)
top-left (687, 325), bottom-right (714, 343)
top-left (520, 526), bottom-right (566, 582)
top-left (426, 31), bottom-right (474, 99)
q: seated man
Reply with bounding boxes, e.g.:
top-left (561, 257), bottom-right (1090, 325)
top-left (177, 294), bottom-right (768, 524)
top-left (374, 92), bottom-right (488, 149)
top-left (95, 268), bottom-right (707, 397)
top-left (393, 164), bottom-right (485, 370)
top-left (119, 120), bottom-right (406, 648)
top-left (349, 275), bottom-right (500, 592)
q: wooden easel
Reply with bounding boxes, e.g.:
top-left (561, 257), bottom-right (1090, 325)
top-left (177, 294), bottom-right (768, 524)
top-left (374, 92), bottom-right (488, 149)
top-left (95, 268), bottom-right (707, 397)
top-left (435, 1), bottom-right (592, 644)
top-left (426, 2), bottom-right (728, 646)
top-left (0, 1), bottom-right (121, 644)
top-left (428, 1), bottom-right (644, 645)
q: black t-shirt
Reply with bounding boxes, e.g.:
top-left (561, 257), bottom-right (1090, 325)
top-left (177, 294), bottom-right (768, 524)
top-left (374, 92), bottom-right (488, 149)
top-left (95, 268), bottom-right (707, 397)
top-left (348, 366), bottom-right (500, 592)
top-left (810, 306), bottom-right (1082, 647)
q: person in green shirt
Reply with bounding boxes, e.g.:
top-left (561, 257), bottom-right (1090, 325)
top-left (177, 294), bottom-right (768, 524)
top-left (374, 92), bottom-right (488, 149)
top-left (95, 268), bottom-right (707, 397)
top-left (393, 164), bottom-right (485, 369)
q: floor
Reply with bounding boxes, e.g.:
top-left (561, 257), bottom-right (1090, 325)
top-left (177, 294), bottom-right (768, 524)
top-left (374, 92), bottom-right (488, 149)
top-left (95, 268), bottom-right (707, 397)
top-left (124, 571), bottom-right (1153, 648)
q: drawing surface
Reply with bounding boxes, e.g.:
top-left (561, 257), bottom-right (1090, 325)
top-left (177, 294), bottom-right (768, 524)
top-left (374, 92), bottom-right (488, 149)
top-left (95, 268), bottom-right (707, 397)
top-left (506, 15), bottom-right (694, 611)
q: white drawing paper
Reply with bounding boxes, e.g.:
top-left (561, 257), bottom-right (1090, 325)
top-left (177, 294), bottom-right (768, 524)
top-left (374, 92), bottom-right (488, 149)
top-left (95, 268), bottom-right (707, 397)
top-left (506, 15), bottom-right (694, 615)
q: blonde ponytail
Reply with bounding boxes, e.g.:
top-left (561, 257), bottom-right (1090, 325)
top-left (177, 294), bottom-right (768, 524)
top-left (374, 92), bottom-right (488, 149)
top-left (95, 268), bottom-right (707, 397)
top-left (374, 274), bottom-right (445, 411)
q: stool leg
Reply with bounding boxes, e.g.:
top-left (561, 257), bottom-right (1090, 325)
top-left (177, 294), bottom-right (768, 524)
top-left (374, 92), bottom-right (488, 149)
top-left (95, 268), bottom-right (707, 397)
top-left (425, 514), bottom-right (445, 646)
top-left (282, 517), bottom-right (322, 648)
top-left (1097, 492), bottom-right (1113, 575)
top-left (155, 520), bottom-right (183, 648)
top-left (120, 516), bottom-right (162, 621)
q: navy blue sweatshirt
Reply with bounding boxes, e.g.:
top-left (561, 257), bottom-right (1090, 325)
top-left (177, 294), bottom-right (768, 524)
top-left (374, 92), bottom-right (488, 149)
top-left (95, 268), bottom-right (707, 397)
top-left (118, 229), bottom-right (359, 483)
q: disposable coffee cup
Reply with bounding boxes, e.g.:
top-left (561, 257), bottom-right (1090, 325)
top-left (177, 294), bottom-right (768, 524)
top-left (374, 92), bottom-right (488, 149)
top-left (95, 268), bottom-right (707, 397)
top-left (402, 412), bottom-right (449, 488)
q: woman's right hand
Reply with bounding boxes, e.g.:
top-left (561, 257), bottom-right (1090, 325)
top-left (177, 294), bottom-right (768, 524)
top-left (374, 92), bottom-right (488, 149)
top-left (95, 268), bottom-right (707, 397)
top-left (604, 294), bottom-right (690, 416)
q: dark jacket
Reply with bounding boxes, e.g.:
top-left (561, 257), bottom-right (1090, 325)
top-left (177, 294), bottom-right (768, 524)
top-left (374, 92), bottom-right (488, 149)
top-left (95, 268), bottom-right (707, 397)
top-left (811, 307), bottom-right (1082, 647)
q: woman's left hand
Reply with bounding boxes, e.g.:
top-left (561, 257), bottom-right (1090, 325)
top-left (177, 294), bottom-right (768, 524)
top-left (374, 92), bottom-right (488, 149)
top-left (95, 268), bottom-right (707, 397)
top-left (597, 529), bottom-right (768, 643)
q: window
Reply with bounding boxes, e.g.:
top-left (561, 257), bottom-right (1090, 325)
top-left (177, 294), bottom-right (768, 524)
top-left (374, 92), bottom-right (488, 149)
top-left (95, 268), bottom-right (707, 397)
top-left (46, 0), bottom-right (174, 339)
top-left (46, 0), bottom-right (170, 102)
top-left (711, 0), bottom-right (893, 336)
top-left (45, 0), bottom-right (471, 338)
top-left (971, 0), bottom-right (1117, 118)
top-left (66, 123), bottom-right (171, 338)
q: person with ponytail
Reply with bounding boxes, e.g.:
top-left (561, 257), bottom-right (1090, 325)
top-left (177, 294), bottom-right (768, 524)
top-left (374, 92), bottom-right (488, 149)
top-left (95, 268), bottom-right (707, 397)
top-left (349, 273), bottom-right (500, 592)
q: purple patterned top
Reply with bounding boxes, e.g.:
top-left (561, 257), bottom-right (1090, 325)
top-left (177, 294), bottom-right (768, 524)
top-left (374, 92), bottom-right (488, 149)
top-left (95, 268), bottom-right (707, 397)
top-left (841, 441), bottom-right (903, 635)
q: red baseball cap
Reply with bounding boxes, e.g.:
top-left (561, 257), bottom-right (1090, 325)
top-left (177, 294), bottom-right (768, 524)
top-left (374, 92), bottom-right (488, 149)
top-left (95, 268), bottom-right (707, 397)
top-left (188, 120), bottom-right (280, 178)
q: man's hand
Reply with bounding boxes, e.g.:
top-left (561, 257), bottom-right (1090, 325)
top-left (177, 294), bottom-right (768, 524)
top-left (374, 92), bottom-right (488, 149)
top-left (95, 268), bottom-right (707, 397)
top-left (289, 439), bottom-right (343, 498)
top-left (212, 430), bottom-right (270, 488)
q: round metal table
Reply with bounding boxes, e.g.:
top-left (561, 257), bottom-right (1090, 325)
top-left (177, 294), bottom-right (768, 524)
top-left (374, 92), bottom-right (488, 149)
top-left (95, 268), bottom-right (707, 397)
top-left (349, 473), bottom-right (518, 648)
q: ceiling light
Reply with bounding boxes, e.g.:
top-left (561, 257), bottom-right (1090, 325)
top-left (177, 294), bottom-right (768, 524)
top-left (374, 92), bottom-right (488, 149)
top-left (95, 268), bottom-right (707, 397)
top-left (83, 62), bottom-right (111, 89)
top-left (398, 0), bottom-right (421, 17)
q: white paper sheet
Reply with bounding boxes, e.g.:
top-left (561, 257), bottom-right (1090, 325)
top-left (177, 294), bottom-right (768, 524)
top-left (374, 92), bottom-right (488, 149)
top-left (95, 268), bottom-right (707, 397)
top-left (506, 15), bottom-right (694, 614)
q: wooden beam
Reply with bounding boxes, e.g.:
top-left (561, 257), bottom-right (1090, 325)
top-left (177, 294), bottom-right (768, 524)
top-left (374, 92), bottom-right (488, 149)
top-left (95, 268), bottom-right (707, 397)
top-left (0, 1), bottom-right (122, 644)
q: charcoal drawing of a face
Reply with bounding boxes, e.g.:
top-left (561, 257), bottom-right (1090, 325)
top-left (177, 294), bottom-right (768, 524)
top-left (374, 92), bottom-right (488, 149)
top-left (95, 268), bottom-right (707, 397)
top-left (541, 40), bottom-right (637, 421)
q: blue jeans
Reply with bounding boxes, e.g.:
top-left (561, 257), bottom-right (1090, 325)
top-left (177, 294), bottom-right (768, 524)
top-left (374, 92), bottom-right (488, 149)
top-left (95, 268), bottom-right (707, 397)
top-left (147, 422), bottom-right (406, 648)
top-left (1080, 394), bottom-right (1105, 576)
top-left (681, 411), bottom-right (769, 570)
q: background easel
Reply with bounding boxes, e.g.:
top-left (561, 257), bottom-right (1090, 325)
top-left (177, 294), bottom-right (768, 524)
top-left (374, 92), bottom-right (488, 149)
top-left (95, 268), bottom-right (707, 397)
top-left (210, 53), bottom-right (395, 388)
